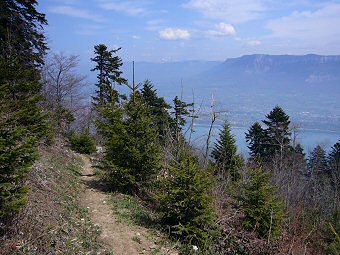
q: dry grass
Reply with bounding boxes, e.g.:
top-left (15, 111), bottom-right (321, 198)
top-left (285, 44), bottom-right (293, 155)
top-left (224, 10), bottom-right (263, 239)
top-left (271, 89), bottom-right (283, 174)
top-left (0, 142), bottom-right (108, 255)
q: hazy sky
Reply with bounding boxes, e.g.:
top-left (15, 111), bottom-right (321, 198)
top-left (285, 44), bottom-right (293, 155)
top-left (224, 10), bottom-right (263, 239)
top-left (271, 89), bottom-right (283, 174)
top-left (39, 0), bottom-right (340, 62)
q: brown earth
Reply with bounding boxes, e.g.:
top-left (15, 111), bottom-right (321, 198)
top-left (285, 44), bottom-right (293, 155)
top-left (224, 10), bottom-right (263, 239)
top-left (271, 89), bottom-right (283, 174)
top-left (79, 155), bottom-right (176, 255)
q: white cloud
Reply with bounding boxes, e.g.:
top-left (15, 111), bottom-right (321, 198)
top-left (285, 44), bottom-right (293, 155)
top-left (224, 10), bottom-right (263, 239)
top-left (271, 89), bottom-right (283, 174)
top-left (207, 22), bottom-right (236, 36)
top-left (145, 19), bottom-right (164, 31)
top-left (49, 5), bottom-right (104, 22)
top-left (184, 0), bottom-right (265, 23)
top-left (132, 35), bottom-right (141, 39)
top-left (98, 1), bottom-right (147, 16)
top-left (267, 3), bottom-right (340, 42)
top-left (246, 40), bottom-right (261, 46)
top-left (159, 28), bottom-right (191, 40)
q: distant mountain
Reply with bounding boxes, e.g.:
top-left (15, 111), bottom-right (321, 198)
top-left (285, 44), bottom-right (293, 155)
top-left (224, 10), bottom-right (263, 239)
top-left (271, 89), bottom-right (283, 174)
top-left (120, 54), bottom-right (340, 131)
top-left (203, 54), bottom-right (340, 86)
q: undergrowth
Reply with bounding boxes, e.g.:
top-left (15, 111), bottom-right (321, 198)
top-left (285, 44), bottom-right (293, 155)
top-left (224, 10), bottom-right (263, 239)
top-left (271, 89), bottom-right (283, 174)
top-left (110, 193), bottom-right (179, 254)
top-left (0, 143), bottom-right (108, 254)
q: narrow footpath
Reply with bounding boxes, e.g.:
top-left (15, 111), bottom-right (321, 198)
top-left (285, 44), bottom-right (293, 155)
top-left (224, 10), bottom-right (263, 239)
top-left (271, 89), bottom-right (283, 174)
top-left (79, 155), bottom-right (170, 255)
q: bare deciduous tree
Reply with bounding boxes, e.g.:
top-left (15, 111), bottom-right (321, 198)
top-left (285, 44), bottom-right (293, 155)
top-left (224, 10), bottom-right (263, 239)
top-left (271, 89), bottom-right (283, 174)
top-left (42, 52), bottom-right (87, 132)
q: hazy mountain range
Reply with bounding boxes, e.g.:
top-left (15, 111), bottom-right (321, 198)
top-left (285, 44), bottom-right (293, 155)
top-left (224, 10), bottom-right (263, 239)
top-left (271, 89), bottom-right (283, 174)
top-left (120, 54), bottom-right (340, 131)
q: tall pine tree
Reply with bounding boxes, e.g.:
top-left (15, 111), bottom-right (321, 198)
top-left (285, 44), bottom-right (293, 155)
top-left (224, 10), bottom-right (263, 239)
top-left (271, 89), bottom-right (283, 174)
top-left (0, 0), bottom-right (47, 218)
top-left (211, 121), bottom-right (243, 181)
top-left (91, 44), bottom-right (126, 107)
top-left (245, 122), bottom-right (268, 160)
top-left (262, 106), bottom-right (291, 156)
top-left (141, 80), bottom-right (172, 141)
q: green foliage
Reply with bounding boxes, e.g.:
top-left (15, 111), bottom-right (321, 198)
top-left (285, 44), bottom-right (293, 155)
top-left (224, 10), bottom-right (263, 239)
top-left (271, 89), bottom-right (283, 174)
top-left (246, 106), bottom-right (292, 163)
top-left (326, 219), bottom-right (340, 255)
top-left (246, 122), bottom-right (268, 159)
top-left (0, 0), bottom-right (47, 219)
top-left (91, 44), bottom-right (126, 107)
top-left (211, 121), bottom-right (243, 181)
top-left (238, 168), bottom-right (283, 239)
top-left (141, 80), bottom-right (172, 141)
top-left (68, 131), bottom-right (96, 154)
top-left (159, 154), bottom-right (216, 246)
top-left (262, 106), bottom-right (291, 156)
top-left (101, 94), bottom-right (161, 192)
top-left (328, 140), bottom-right (340, 189)
top-left (171, 96), bottom-right (193, 135)
top-left (308, 145), bottom-right (328, 175)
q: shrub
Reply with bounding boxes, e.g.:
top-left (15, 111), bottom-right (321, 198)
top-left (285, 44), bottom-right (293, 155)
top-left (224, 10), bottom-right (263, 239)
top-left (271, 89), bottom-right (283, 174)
top-left (238, 168), bottom-right (283, 239)
top-left (159, 154), bottom-right (216, 246)
top-left (68, 131), bottom-right (96, 154)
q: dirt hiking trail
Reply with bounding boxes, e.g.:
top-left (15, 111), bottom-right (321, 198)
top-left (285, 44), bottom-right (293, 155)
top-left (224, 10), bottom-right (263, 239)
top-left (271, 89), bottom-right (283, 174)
top-left (79, 155), bottom-right (173, 255)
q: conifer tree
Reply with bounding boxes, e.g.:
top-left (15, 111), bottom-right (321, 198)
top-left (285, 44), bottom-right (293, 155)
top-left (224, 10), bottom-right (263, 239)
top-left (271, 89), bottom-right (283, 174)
top-left (328, 140), bottom-right (340, 178)
top-left (308, 145), bottom-right (328, 176)
top-left (102, 92), bottom-right (160, 192)
top-left (238, 168), bottom-right (283, 239)
top-left (172, 96), bottom-right (192, 134)
top-left (211, 121), bottom-right (243, 181)
top-left (91, 44), bottom-right (127, 144)
top-left (171, 96), bottom-right (193, 158)
top-left (0, 0), bottom-right (47, 218)
top-left (262, 106), bottom-right (291, 156)
top-left (91, 44), bottom-right (126, 107)
top-left (141, 80), bottom-right (171, 141)
top-left (245, 122), bottom-right (268, 159)
top-left (159, 153), bottom-right (216, 246)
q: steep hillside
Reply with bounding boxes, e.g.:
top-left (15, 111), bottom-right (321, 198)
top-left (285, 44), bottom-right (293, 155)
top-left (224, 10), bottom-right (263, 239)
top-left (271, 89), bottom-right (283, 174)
top-left (0, 143), bottom-right (106, 254)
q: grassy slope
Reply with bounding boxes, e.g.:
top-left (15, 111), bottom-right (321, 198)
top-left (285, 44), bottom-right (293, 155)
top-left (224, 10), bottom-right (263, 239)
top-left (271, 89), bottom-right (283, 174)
top-left (0, 143), bottom-right (108, 255)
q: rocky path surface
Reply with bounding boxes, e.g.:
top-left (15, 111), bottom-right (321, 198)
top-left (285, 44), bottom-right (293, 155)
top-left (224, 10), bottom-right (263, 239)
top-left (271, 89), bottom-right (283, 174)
top-left (79, 155), bottom-right (161, 255)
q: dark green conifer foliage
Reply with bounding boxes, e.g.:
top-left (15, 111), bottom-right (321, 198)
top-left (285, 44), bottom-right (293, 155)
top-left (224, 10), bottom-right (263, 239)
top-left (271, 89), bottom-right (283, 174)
top-left (0, 0), bottom-right (47, 218)
top-left (91, 44), bottom-right (126, 106)
top-left (159, 154), bottom-right (216, 246)
top-left (68, 131), bottom-right (96, 154)
top-left (328, 141), bottom-right (340, 177)
top-left (103, 93), bottom-right (160, 192)
top-left (245, 122), bottom-right (268, 159)
top-left (211, 121), bottom-right (243, 181)
top-left (262, 106), bottom-right (291, 156)
top-left (172, 96), bottom-right (193, 134)
top-left (141, 80), bottom-right (172, 141)
top-left (308, 145), bottom-right (328, 176)
top-left (239, 168), bottom-right (283, 239)
top-left (294, 143), bottom-right (305, 157)
top-left (171, 96), bottom-right (193, 158)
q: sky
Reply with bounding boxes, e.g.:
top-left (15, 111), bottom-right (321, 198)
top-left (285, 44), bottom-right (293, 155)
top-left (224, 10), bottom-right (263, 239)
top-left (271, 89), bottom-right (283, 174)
top-left (38, 0), bottom-right (340, 63)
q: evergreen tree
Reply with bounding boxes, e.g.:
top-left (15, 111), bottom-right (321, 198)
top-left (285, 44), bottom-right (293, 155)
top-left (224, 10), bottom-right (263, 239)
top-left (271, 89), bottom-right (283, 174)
top-left (172, 96), bottom-right (192, 134)
top-left (327, 141), bottom-right (340, 213)
top-left (171, 96), bottom-right (193, 158)
top-left (91, 44), bottom-right (127, 144)
top-left (308, 145), bottom-right (328, 176)
top-left (0, 0), bottom-right (47, 218)
top-left (245, 122), bottom-right (268, 159)
top-left (238, 168), bottom-right (283, 239)
top-left (211, 121), bottom-right (243, 181)
top-left (159, 154), bottom-right (216, 246)
top-left (294, 143), bottom-right (305, 157)
top-left (91, 44), bottom-right (126, 106)
top-left (102, 93), bottom-right (160, 192)
top-left (262, 106), bottom-right (291, 156)
top-left (141, 80), bottom-right (171, 141)
top-left (328, 140), bottom-right (340, 178)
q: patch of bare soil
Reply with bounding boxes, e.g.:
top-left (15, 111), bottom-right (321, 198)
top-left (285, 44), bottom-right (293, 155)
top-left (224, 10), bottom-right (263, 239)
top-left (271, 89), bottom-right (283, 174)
top-left (80, 155), bottom-right (176, 255)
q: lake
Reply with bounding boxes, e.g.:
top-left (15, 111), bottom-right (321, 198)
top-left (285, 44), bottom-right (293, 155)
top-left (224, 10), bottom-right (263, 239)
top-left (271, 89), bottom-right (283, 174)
top-left (187, 124), bottom-right (340, 157)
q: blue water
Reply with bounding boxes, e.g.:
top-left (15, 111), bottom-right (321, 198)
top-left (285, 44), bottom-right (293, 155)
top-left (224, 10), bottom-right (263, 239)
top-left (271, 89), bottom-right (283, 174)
top-left (187, 124), bottom-right (340, 157)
